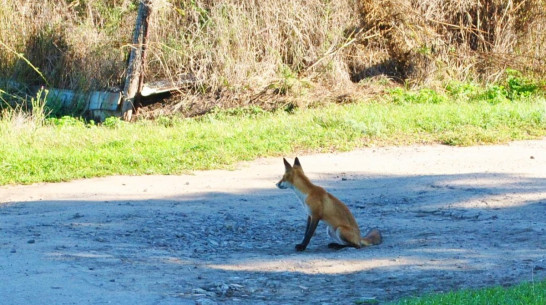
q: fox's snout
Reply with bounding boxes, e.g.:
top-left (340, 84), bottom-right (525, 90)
top-left (276, 180), bottom-right (289, 189)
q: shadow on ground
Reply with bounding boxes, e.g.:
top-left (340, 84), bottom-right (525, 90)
top-left (1, 172), bottom-right (545, 304)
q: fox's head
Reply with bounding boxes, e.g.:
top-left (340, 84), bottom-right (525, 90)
top-left (276, 157), bottom-right (303, 189)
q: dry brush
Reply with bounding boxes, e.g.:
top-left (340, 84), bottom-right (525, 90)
top-left (0, 0), bottom-right (544, 113)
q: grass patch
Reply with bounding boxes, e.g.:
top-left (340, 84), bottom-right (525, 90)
top-left (388, 280), bottom-right (546, 305)
top-left (1, 86), bottom-right (545, 185)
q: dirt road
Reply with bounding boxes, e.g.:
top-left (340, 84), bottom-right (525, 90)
top-left (1, 140), bottom-right (545, 304)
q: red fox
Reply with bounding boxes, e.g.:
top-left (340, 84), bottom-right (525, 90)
top-left (276, 157), bottom-right (382, 251)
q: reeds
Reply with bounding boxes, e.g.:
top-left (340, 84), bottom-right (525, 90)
top-left (0, 0), bottom-right (544, 110)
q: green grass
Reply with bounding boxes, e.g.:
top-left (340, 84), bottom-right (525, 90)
top-left (1, 94), bottom-right (545, 185)
top-left (1, 78), bottom-right (545, 185)
top-left (387, 280), bottom-right (546, 305)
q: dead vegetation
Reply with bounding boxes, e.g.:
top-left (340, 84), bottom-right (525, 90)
top-left (0, 0), bottom-right (544, 116)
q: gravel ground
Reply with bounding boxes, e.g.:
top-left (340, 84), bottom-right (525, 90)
top-left (1, 140), bottom-right (545, 305)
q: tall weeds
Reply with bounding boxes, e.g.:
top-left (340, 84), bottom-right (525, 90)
top-left (353, 0), bottom-right (546, 84)
top-left (0, 0), bottom-right (135, 90)
top-left (0, 0), bottom-right (544, 112)
top-left (0, 88), bottom-right (49, 136)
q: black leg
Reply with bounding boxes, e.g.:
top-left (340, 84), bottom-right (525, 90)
top-left (296, 217), bottom-right (319, 251)
top-left (303, 215), bottom-right (311, 236)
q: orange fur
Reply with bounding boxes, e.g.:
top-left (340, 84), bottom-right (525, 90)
top-left (277, 157), bottom-right (382, 251)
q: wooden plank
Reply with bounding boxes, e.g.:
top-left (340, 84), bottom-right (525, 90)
top-left (121, 0), bottom-right (153, 121)
top-left (140, 74), bottom-right (197, 96)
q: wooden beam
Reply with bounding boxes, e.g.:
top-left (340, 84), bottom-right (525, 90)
top-left (141, 74), bottom-right (197, 96)
top-left (121, 0), bottom-right (153, 121)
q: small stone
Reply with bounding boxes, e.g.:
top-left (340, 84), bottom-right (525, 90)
top-left (195, 298), bottom-right (217, 305)
top-left (354, 296), bottom-right (378, 304)
top-left (192, 288), bottom-right (215, 297)
top-left (229, 283), bottom-right (244, 289)
top-left (72, 213), bottom-right (84, 219)
top-left (218, 283), bottom-right (230, 295)
top-left (265, 280), bottom-right (280, 288)
top-left (192, 288), bottom-right (208, 295)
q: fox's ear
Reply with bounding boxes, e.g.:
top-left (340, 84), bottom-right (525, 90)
top-left (283, 158), bottom-right (292, 170)
top-left (294, 157), bottom-right (301, 167)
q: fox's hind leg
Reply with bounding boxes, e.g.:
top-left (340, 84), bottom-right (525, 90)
top-left (327, 242), bottom-right (352, 249)
top-left (327, 225), bottom-right (361, 249)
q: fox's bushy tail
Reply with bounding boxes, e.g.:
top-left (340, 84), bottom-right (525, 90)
top-left (360, 228), bottom-right (382, 247)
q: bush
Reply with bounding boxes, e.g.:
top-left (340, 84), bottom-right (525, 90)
top-left (0, 0), bottom-right (544, 111)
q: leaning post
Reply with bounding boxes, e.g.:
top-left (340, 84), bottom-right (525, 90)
top-left (121, 0), bottom-right (153, 121)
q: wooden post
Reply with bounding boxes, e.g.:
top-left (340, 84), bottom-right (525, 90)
top-left (121, 0), bottom-right (153, 121)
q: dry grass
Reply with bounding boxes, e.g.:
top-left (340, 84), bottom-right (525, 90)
top-left (353, 0), bottom-right (546, 84)
top-left (0, 0), bottom-right (135, 90)
top-left (0, 0), bottom-right (544, 112)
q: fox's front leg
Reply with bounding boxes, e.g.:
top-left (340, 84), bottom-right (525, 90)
top-left (296, 215), bottom-right (319, 251)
